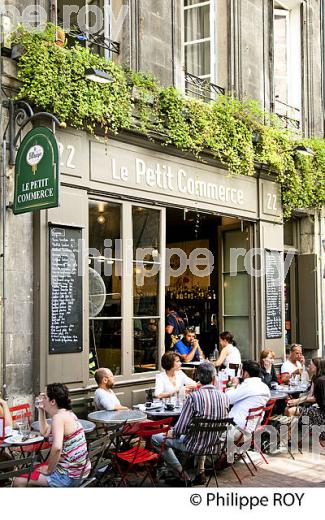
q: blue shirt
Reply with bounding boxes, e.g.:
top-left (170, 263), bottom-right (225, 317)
top-left (175, 338), bottom-right (200, 360)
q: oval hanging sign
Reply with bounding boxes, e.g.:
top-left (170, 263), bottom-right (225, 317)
top-left (26, 144), bottom-right (44, 168)
top-left (13, 127), bottom-right (59, 215)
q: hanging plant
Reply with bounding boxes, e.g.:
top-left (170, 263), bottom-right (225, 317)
top-left (9, 24), bottom-right (325, 218)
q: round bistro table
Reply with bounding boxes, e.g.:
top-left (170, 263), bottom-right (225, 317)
top-left (88, 409), bottom-right (147, 425)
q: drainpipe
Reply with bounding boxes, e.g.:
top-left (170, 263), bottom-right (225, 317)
top-left (319, 209), bottom-right (325, 357)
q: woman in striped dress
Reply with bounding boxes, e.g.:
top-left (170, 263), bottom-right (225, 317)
top-left (14, 383), bottom-right (90, 487)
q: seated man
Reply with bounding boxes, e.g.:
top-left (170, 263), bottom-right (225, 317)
top-left (227, 360), bottom-right (271, 440)
top-left (151, 362), bottom-right (229, 485)
top-left (94, 368), bottom-right (128, 411)
top-left (174, 327), bottom-right (205, 363)
top-left (281, 344), bottom-right (305, 384)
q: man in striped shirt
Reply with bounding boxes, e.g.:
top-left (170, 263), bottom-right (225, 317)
top-left (152, 362), bottom-right (229, 485)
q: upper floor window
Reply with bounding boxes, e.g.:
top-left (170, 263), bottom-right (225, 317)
top-left (273, 1), bottom-right (302, 131)
top-left (56, 0), bottom-right (119, 59)
top-left (184, 0), bottom-right (223, 100)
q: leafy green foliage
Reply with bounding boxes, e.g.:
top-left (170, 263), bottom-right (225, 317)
top-left (11, 24), bottom-right (325, 218)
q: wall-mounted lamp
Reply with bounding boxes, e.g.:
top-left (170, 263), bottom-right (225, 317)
top-left (293, 145), bottom-right (314, 158)
top-left (85, 68), bottom-right (114, 84)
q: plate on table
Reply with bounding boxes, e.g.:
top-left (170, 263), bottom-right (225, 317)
top-left (5, 434), bottom-right (44, 445)
top-left (145, 402), bottom-right (162, 411)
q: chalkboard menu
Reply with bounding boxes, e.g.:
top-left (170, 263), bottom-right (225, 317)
top-left (265, 250), bottom-right (283, 339)
top-left (49, 225), bottom-right (83, 354)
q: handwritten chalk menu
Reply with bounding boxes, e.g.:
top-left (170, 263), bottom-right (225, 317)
top-left (265, 250), bottom-right (283, 339)
top-left (49, 225), bottom-right (83, 354)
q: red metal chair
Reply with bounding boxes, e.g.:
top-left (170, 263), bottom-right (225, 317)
top-left (251, 399), bottom-right (276, 464)
top-left (114, 417), bottom-right (173, 487)
top-left (9, 404), bottom-right (49, 458)
top-left (233, 405), bottom-right (266, 478)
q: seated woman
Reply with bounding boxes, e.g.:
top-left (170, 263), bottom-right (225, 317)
top-left (260, 349), bottom-right (278, 388)
top-left (155, 352), bottom-right (197, 399)
top-left (214, 331), bottom-right (241, 373)
top-left (302, 374), bottom-right (325, 447)
top-left (14, 383), bottom-right (90, 487)
top-left (286, 358), bottom-right (324, 417)
top-left (0, 396), bottom-right (13, 435)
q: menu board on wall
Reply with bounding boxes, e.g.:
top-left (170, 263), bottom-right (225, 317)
top-left (49, 225), bottom-right (83, 354)
top-left (265, 249), bottom-right (283, 339)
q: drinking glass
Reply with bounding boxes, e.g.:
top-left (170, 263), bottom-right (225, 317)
top-left (21, 419), bottom-right (31, 439)
top-left (15, 412), bottom-right (25, 436)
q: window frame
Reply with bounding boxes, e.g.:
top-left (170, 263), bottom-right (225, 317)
top-left (184, 0), bottom-right (216, 83)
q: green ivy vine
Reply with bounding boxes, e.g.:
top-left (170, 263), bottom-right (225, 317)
top-left (10, 24), bottom-right (325, 218)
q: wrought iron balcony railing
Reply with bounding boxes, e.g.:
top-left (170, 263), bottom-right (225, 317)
top-left (185, 72), bottom-right (225, 102)
top-left (67, 29), bottom-right (120, 55)
top-left (274, 97), bottom-right (301, 132)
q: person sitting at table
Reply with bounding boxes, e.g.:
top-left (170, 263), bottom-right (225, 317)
top-left (301, 374), bottom-right (325, 447)
top-left (259, 349), bottom-right (278, 388)
top-left (13, 383), bottom-right (91, 487)
top-left (174, 327), bottom-right (205, 363)
top-left (286, 357), bottom-right (325, 417)
top-left (94, 368), bottom-right (128, 411)
top-left (214, 331), bottom-right (241, 371)
top-left (151, 362), bottom-right (229, 486)
top-left (281, 344), bottom-right (305, 384)
top-left (0, 396), bottom-right (13, 435)
top-left (155, 352), bottom-right (197, 399)
top-left (226, 360), bottom-right (271, 440)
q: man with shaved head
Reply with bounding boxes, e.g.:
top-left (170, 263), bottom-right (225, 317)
top-left (94, 368), bottom-right (128, 411)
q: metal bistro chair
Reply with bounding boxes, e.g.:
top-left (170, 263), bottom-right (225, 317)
top-left (79, 425), bottom-right (126, 488)
top-left (233, 405), bottom-right (267, 481)
top-left (184, 417), bottom-right (235, 487)
top-left (113, 417), bottom-right (173, 487)
top-left (0, 454), bottom-right (36, 487)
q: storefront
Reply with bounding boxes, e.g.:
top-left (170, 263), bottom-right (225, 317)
top-left (32, 128), bottom-right (285, 406)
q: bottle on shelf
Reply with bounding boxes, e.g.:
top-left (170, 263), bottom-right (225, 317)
top-left (207, 286), bottom-right (212, 300)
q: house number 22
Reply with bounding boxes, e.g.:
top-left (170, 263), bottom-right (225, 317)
top-left (58, 142), bottom-right (76, 169)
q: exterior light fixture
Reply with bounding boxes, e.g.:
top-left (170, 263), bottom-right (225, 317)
top-left (293, 145), bottom-right (314, 157)
top-left (85, 68), bottom-right (114, 84)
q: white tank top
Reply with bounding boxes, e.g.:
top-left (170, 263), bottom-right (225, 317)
top-left (224, 344), bottom-right (241, 367)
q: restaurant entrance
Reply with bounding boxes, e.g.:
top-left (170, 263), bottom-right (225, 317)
top-left (165, 208), bottom-right (221, 358)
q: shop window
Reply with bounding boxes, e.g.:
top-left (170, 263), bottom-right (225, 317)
top-left (132, 207), bottom-right (161, 374)
top-left (184, 0), bottom-right (222, 100)
top-left (273, 1), bottom-right (302, 131)
top-left (89, 201), bottom-right (122, 375)
top-left (222, 228), bottom-right (251, 359)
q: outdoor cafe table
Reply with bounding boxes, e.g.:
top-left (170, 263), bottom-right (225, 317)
top-left (88, 410), bottom-right (147, 426)
top-left (136, 403), bottom-right (183, 421)
top-left (31, 418), bottom-right (96, 434)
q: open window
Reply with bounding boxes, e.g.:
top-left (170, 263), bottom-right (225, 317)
top-left (55, 0), bottom-right (119, 59)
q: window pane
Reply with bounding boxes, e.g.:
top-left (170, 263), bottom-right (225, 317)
top-left (90, 319), bottom-right (122, 375)
top-left (284, 221), bottom-right (294, 246)
top-left (89, 261), bottom-right (122, 318)
top-left (134, 267), bottom-right (159, 316)
top-left (185, 5), bottom-right (210, 42)
top-left (185, 41), bottom-right (211, 77)
top-left (132, 207), bottom-right (160, 257)
top-left (134, 319), bottom-right (159, 373)
top-left (89, 201), bottom-right (121, 258)
top-left (224, 274), bottom-right (250, 316)
top-left (223, 229), bottom-right (249, 273)
top-left (223, 317), bottom-right (250, 360)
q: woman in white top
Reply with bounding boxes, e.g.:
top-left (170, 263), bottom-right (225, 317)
top-left (214, 331), bottom-right (241, 370)
top-left (155, 352), bottom-right (197, 399)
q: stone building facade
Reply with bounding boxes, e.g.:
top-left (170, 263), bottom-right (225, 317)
top-left (0, 0), bottom-right (324, 405)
